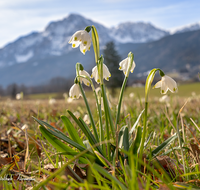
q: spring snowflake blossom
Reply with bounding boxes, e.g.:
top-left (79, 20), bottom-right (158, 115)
top-left (68, 30), bottom-right (92, 54)
top-left (154, 75), bottom-right (178, 94)
top-left (119, 57), bottom-right (136, 76)
top-left (69, 84), bottom-right (82, 99)
top-left (79, 70), bottom-right (91, 86)
top-left (91, 64), bottom-right (111, 84)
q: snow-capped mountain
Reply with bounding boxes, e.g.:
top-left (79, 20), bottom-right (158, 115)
top-left (110, 22), bottom-right (169, 43)
top-left (174, 23), bottom-right (200, 34)
top-left (0, 13), bottom-right (168, 68)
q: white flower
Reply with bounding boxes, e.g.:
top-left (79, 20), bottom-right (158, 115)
top-left (91, 64), bottom-right (111, 84)
top-left (129, 92), bottom-right (135, 98)
top-left (68, 30), bottom-right (92, 54)
top-left (159, 95), bottom-right (170, 103)
top-left (119, 57), bottom-right (136, 76)
top-left (49, 98), bottom-right (56, 105)
top-left (69, 84), bottom-right (82, 99)
top-left (79, 70), bottom-right (91, 86)
top-left (16, 93), bottom-right (21, 100)
top-left (154, 75), bottom-right (178, 94)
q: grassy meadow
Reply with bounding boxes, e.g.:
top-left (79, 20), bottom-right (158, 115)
top-left (0, 82), bottom-right (200, 189)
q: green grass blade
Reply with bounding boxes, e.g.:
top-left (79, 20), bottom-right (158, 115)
top-left (150, 133), bottom-right (178, 157)
top-left (39, 125), bottom-right (87, 163)
top-left (93, 163), bottom-right (128, 190)
top-left (33, 117), bottom-right (86, 152)
top-left (131, 126), bottom-right (142, 155)
top-left (61, 115), bottom-right (85, 147)
top-left (129, 109), bottom-right (144, 135)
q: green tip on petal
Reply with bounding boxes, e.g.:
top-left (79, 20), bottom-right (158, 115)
top-left (97, 79), bottom-right (100, 83)
top-left (107, 77), bottom-right (109, 80)
top-left (119, 66), bottom-right (121, 69)
top-left (72, 44), bottom-right (76, 48)
top-left (173, 88), bottom-right (176, 92)
top-left (74, 37), bottom-right (78, 41)
top-left (83, 41), bottom-right (87, 45)
top-left (161, 90), bottom-right (164, 94)
top-left (74, 95), bottom-right (76, 98)
top-left (109, 74), bottom-right (111, 77)
top-left (87, 82), bottom-right (90, 86)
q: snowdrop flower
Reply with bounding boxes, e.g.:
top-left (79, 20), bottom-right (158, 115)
top-left (68, 30), bottom-right (92, 54)
top-left (159, 95), bottom-right (170, 103)
top-left (79, 70), bottom-right (91, 86)
top-left (16, 93), bottom-right (21, 100)
top-left (83, 114), bottom-right (90, 125)
top-left (91, 64), bottom-right (111, 84)
top-left (154, 75), bottom-right (178, 94)
top-left (129, 92), bottom-right (135, 98)
top-left (119, 57), bottom-right (136, 76)
top-left (49, 98), bottom-right (56, 105)
top-left (69, 83), bottom-right (82, 99)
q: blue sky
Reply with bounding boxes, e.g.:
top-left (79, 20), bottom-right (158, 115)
top-left (0, 0), bottom-right (200, 48)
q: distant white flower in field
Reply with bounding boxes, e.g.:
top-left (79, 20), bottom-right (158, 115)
top-left (79, 70), bottom-right (91, 86)
top-left (67, 97), bottom-right (73, 103)
top-left (83, 114), bottom-right (90, 124)
top-left (49, 98), bottom-right (56, 105)
top-left (119, 57), bottom-right (136, 76)
top-left (73, 111), bottom-right (80, 118)
top-left (191, 92), bottom-right (196, 96)
top-left (68, 30), bottom-right (92, 54)
top-left (91, 64), bottom-right (111, 84)
top-left (16, 93), bottom-right (21, 100)
top-left (154, 75), bottom-right (178, 94)
top-left (63, 93), bottom-right (68, 98)
top-left (69, 83), bottom-right (82, 99)
top-left (22, 124), bottom-right (28, 130)
top-left (159, 95), bottom-right (170, 103)
top-left (129, 92), bottom-right (135, 98)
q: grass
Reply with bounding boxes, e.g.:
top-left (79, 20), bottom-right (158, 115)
top-left (0, 83), bottom-right (200, 189)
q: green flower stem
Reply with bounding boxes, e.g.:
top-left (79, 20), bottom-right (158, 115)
top-left (115, 76), bottom-right (128, 129)
top-left (101, 84), bottom-right (115, 139)
top-left (176, 118), bottom-right (187, 178)
top-left (78, 82), bottom-right (99, 143)
top-left (91, 26), bottom-right (100, 63)
top-left (139, 101), bottom-right (148, 169)
top-left (76, 75), bottom-right (107, 157)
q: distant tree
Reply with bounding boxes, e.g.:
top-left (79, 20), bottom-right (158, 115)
top-left (103, 41), bottom-right (123, 92)
top-left (6, 83), bottom-right (18, 99)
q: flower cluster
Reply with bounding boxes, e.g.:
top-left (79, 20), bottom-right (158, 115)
top-left (68, 30), bottom-right (92, 54)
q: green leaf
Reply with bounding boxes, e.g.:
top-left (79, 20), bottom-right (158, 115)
top-left (33, 117), bottom-right (86, 152)
top-left (39, 125), bottom-right (88, 163)
top-left (93, 163), bottom-right (128, 190)
top-left (150, 133), bottom-right (178, 157)
top-left (118, 125), bottom-right (129, 158)
top-left (129, 109), bottom-right (144, 135)
top-left (131, 126), bottom-right (142, 155)
top-left (61, 115), bottom-right (85, 147)
top-left (91, 25), bottom-right (100, 63)
top-left (67, 110), bottom-right (105, 157)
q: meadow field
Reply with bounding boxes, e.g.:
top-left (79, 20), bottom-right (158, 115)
top-left (0, 82), bottom-right (200, 189)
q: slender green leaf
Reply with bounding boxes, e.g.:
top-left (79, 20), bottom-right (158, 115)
top-left (151, 133), bottom-right (178, 157)
top-left (33, 117), bottom-right (86, 152)
top-left (93, 163), bottom-right (128, 190)
top-left (131, 126), bottom-right (142, 155)
top-left (61, 115), bottom-right (85, 147)
top-left (129, 109), bottom-right (144, 135)
top-left (39, 125), bottom-right (88, 163)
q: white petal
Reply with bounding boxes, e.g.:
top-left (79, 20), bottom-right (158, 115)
top-left (130, 60), bottom-right (136, 73)
top-left (68, 30), bottom-right (82, 44)
top-left (91, 66), bottom-right (100, 84)
top-left (103, 64), bottom-right (111, 81)
top-left (69, 84), bottom-right (81, 99)
top-left (154, 81), bottom-right (162, 88)
top-left (164, 75), bottom-right (178, 93)
top-left (161, 82), bottom-right (168, 94)
top-left (79, 70), bottom-right (91, 86)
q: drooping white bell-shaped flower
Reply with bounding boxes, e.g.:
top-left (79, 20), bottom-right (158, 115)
top-left (79, 70), bottom-right (91, 86)
top-left (154, 75), bottom-right (178, 94)
top-left (119, 57), bottom-right (136, 76)
top-left (69, 83), bottom-right (82, 99)
top-left (68, 30), bottom-right (91, 54)
top-left (91, 64), bottom-right (111, 84)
